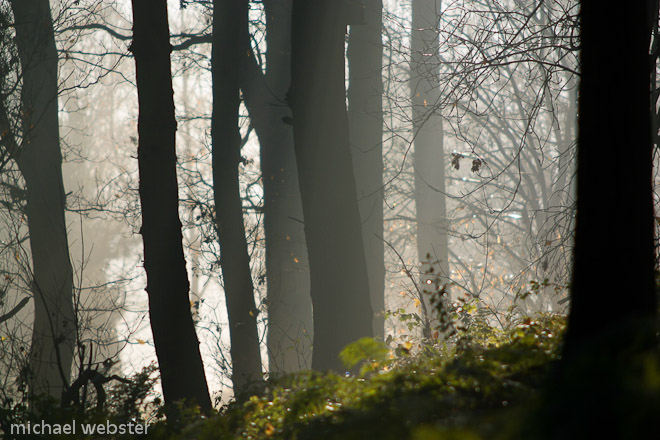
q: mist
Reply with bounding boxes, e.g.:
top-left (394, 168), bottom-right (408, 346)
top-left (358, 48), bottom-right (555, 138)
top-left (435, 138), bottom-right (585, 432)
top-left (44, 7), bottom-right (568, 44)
top-left (1, 0), bottom-right (658, 438)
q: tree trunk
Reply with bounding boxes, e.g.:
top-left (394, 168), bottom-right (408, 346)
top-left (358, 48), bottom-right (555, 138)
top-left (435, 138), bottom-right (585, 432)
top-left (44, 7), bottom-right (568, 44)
top-left (542, 2), bottom-right (658, 438)
top-left (289, 0), bottom-right (374, 372)
top-left (241, 0), bottom-right (313, 374)
top-left (411, 0), bottom-right (449, 331)
top-left (130, 0), bottom-right (211, 412)
top-left (347, 0), bottom-right (385, 339)
top-left (564, 0), bottom-right (656, 359)
top-left (10, 0), bottom-right (75, 401)
top-left (212, 0), bottom-right (263, 393)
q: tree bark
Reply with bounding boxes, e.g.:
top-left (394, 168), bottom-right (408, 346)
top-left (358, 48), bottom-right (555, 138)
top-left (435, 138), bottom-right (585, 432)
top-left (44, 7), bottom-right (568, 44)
top-left (541, 2), bottom-right (658, 438)
top-left (564, 0), bottom-right (657, 358)
top-left (241, 0), bottom-right (313, 374)
top-left (347, 0), bottom-right (385, 339)
top-left (290, 0), bottom-right (374, 372)
top-left (130, 0), bottom-right (211, 412)
top-left (411, 0), bottom-right (449, 331)
top-left (10, 0), bottom-right (75, 400)
top-left (211, 0), bottom-right (263, 393)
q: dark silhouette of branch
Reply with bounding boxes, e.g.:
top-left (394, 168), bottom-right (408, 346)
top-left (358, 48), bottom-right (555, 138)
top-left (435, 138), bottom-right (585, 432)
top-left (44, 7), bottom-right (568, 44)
top-left (58, 23), bottom-right (212, 51)
top-left (61, 368), bottom-right (130, 409)
top-left (0, 297), bottom-right (29, 325)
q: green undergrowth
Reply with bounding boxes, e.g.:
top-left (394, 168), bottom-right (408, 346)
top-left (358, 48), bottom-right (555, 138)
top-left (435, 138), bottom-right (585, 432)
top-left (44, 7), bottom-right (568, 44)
top-left (155, 313), bottom-right (566, 440)
top-left (7, 312), bottom-right (658, 439)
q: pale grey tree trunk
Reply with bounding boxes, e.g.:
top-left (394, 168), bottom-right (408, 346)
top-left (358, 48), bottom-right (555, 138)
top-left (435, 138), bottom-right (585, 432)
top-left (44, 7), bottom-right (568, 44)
top-left (411, 0), bottom-right (448, 330)
top-left (347, 0), bottom-right (385, 339)
top-left (248, 0), bottom-right (313, 374)
top-left (10, 0), bottom-right (75, 400)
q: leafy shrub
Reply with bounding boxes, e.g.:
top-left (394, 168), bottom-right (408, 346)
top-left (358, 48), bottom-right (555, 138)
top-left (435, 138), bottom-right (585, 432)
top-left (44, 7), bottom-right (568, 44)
top-left (0, 363), bottom-right (162, 440)
top-left (1, 313), bottom-right (572, 440)
top-left (161, 312), bottom-right (567, 440)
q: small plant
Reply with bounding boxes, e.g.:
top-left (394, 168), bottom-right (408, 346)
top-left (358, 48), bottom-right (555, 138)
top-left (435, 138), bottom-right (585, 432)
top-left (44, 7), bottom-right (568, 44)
top-left (339, 337), bottom-right (390, 376)
top-left (106, 362), bottom-right (160, 424)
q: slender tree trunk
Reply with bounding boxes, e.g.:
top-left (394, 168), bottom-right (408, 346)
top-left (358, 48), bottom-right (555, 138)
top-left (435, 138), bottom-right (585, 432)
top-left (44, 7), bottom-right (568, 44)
top-left (212, 0), bottom-right (263, 393)
top-left (10, 0), bottom-right (75, 400)
top-left (290, 0), bottom-right (374, 372)
top-left (411, 0), bottom-right (448, 331)
top-left (130, 0), bottom-right (211, 412)
top-left (541, 72), bottom-right (577, 311)
top-left (347, 0), bottom-right (385, 339)
top-left (241, 0), bottom-right (313, 374)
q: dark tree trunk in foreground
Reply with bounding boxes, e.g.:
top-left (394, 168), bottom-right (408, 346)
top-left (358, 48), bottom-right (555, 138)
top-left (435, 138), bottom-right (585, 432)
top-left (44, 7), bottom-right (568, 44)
top-left (540, 2), bottom-right (658, 438)
top-left (10, 0), bottom-right (75, 400)
top-left (130, 0), bottom-right (211, 412)
top-left (290, 0), bottom-right (374, 371)
top-left (347, 0), bottom-right (385, 339)
top-left (411, 0), bottom-right (449, 332)
top-left (564, 0), bottom-right (656, 362)
top-left (241, 0), bottom-right (313, 374)
top-left (211, 0), bottom-right (263, 393)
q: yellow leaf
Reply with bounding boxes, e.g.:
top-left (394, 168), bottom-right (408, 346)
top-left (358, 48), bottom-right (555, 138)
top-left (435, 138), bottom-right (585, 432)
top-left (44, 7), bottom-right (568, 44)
top-left (265, 423), bottom-right (275, 436)
top-left (137, 339), bottom-right (145, 345)
top-left (413, 298), bottom-right (421, 309)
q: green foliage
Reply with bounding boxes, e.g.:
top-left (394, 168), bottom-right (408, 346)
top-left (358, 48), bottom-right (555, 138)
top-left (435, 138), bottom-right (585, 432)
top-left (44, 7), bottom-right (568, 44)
top-left (339, 337), bottom-right (390, 375)
top-left (0, 364), bottom-right (162, 439)
top-left (106, 362), bottom-right (160, 424)
top-left (386, 307), bottom-right (425, 333)
top-left (6, 312), bottom-right (659, 439)
top-left (159, 313), bottom-right (568, 440)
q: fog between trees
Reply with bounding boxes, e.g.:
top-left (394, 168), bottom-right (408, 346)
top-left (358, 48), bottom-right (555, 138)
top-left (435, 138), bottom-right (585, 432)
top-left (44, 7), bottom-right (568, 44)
top-left (0, 0), bottom-right (657, 414)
